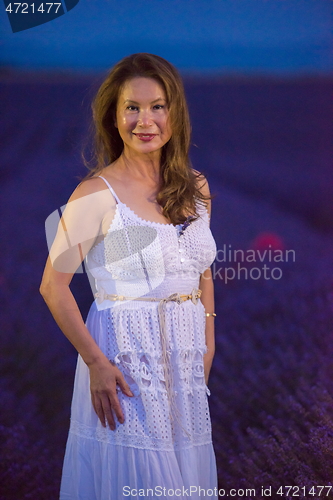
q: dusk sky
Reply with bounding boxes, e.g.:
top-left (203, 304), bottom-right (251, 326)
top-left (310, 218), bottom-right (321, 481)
top-left (0, 0), bottom-right (332, 75)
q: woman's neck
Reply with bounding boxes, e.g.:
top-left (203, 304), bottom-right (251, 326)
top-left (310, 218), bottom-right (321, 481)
top-left (116, 151), bottom-right (162, 184)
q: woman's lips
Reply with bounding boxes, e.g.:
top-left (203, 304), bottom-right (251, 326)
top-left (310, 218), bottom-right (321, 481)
top-left (133, 133), bottom-right (157, 142)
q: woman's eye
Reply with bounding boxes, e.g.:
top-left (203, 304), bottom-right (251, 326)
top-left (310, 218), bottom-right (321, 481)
top-left (125, 104), bottom-right (165, 111)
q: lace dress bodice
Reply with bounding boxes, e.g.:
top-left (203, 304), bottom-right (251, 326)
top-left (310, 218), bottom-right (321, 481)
top-left (86, 177), bottom-right (217, 309)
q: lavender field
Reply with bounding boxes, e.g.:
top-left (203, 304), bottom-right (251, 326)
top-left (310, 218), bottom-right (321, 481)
top-left (1, 72), bottom-right (333, 499)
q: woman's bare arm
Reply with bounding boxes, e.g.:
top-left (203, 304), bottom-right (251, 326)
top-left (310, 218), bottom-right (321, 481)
top-left (40, 178), bottom-right (133, 430)
top-left (195, 172), bottom-right (216, 384)
top-left (200, 268), bottom-right (215, 384)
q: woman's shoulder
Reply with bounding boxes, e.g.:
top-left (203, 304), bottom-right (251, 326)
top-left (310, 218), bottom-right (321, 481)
top-left (69, 176), bottom-right (111, 202)
top-left (63, 176), bottom-right (117, 223)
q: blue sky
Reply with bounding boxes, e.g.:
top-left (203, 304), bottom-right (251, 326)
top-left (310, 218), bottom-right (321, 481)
top-left (0, 0), bottom-right (332, 75)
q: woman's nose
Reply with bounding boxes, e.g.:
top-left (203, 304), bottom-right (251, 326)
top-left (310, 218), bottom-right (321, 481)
top-left (137, 110), bottom-right (153, 127)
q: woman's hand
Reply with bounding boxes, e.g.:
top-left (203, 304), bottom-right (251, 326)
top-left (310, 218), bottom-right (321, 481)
top-left (89, 359), bottom-right (133, 430)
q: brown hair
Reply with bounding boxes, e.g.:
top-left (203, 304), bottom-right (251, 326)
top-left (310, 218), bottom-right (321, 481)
top-left (82, 52), bottom-right (212, 225)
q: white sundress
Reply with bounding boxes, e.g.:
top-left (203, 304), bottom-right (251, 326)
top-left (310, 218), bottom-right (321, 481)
top-left (59, 176), bottom-right (218, 500)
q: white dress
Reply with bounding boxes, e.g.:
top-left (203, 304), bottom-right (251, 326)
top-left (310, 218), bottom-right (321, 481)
top-left (60, 176), bottom-right (218, 500)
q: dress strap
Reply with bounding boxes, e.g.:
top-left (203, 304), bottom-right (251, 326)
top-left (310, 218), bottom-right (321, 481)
top-left (98, 176), bottom-right (121, 204)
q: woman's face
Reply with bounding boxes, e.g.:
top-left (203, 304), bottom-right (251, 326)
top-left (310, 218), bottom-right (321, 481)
top-left (115, 77), bottom-right (172, 158)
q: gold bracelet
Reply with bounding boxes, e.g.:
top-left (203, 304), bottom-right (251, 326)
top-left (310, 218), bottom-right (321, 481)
top-left (205, 312), bottom-right (216, 317)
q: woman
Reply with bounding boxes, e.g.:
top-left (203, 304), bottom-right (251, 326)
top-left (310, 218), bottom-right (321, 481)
top-left (40, 53), bottom-right (218, 499)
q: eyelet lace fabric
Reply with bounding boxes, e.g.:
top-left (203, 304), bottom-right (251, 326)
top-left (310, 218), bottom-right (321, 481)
top-left (60, 181), bottom-right (218, 499)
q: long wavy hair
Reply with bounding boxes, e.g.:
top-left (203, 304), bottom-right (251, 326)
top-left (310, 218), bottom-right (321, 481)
top-left (82, 52), bottom-right (213, 225)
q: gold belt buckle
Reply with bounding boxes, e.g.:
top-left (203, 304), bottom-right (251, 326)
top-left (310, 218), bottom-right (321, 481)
top-left (175, 293), bottom-right (182, 305)
top-left (191, 288), bottom-right (200, 305)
